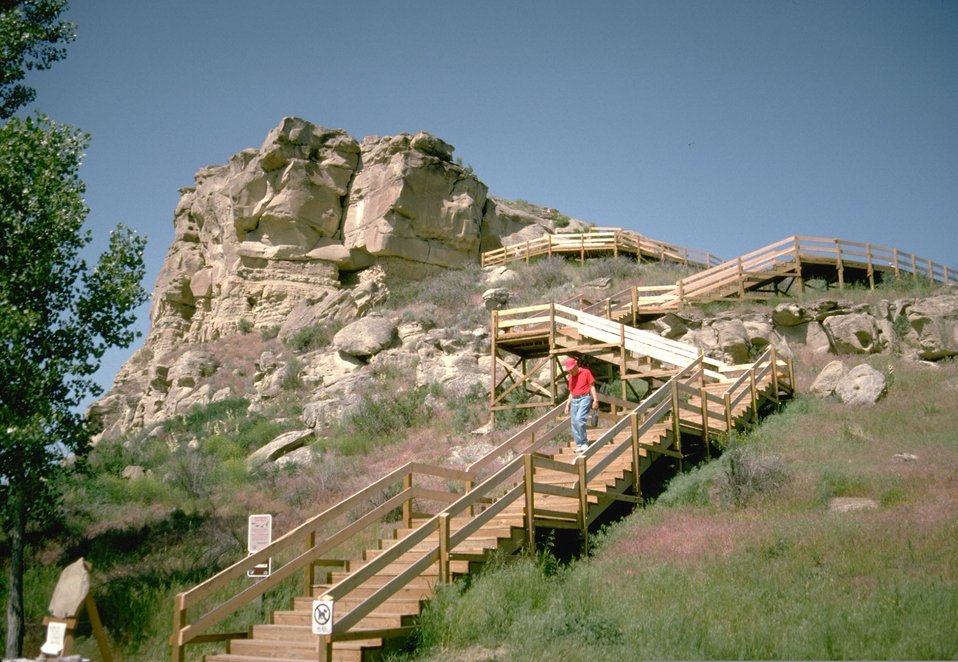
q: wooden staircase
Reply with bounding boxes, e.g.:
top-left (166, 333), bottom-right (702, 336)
top-left (171, 335), bottom-right (791, 661)
top-left (166, 229), bottom-right (952, 660)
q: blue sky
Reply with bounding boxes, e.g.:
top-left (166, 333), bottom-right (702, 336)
top-left (22, 0), bottom-right (958, 396)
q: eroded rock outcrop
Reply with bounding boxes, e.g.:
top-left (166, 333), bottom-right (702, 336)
top-left (92, 117), bottom-right (571, 439)
top-left (653, 292), bottom-right (958, 367)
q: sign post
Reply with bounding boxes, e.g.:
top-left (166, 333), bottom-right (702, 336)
top-left (311, 597), bottom-right (334, 636)
top-left (247, 514), bottom-right (272, 578)
top-left (312, 596), bottom-right (334, 660)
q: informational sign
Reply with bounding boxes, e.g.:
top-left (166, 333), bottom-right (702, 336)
top-left (311, 597), bottom-right (334, 636)
top-left (247, 514), bottom-right (272, 578)
top-left (40, 620), bottom-right (67, 656)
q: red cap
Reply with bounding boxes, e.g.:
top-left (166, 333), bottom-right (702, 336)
top-left (564, 357), bottom-right (577, 370)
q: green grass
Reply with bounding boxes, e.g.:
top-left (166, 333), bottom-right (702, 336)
top-left (397, 357), bottom-right (958, 661)
top-left (5, 265), bottom-right (957, 659)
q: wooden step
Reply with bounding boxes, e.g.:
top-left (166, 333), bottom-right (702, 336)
top-left (226, 637), bottom-right (381, 660)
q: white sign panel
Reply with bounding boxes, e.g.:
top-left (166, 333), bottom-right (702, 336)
top-left (311, 597), bottom-right (334, 636)
top-left (40, 621), bottom-right (67, 656)
top-left (247, 514), bottom-right (272, 553)
top-left (247, 514), bottom-right (272, 578)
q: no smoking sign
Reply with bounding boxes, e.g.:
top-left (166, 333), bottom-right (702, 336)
top-left (311, 597), bottom-right (334, 635)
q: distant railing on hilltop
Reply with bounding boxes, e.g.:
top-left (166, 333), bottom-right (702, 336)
top-left (481, 228), bottom-right (722, 270)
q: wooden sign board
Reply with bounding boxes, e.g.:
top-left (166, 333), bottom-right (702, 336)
top-left (247, 514), bottom-right (273, 578)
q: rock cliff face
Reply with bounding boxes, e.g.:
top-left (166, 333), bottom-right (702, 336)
top-left (93, 117), bottom-right (588, 437)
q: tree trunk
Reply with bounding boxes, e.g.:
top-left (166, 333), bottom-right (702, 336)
top-left (5, 482), bottom-right (25, 659)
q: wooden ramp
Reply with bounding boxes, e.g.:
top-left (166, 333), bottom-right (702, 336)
top-left (536, 235), bottom-right (955, 329)
top-left (171, 344), bottom-right (792, 662)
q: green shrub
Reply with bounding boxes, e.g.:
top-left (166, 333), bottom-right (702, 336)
top-left (238, 317), bottom-right (254, 334)
top-left (446, 383), bottom-right (488, 433)
top-left (719, 444), bottom-right (789, 507)
top-left (658, 443), bottom-right (788, 508)
top-left (287, 321), bottom-right (341, 353)
top-left (260, 324), bottom-right (281, 340)
top-left (346, 388), bottom-right (429, 439)
top-left (385, 265), bottom-right (487, 322)
top-left (165, 398), bottom-right (250, 437)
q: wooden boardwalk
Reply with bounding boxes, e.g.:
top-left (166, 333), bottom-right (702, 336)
top-left (171, 344), bottom-right (792, 661)
top-left (481, 227), bottom-right (722, 270)
top-left (165, 228), bottom-right (956, 662)
top-left (543, 235), bottom-right (954, 329)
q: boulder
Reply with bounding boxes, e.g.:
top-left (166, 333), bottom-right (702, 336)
top-left (828, 497), bottom-right (878, 513)
top-left (810, 360), bottom-right (848, 397)
top-left (333, 316), bottom-right (399, 358)
top-left (121, 465), bottom-right (147, 481)
top-left (712, 319), bottom-right (751, 364)
top-left (900, 294), bottom-right (958, 360)
top-left (482, 288), bottom-right (511, 310)
top-left (771, 303), bottom-right (811, 327)
top-left (652, 313), bottom-right (690, 340)
top-left (482, 265), bottom-right (518, 285)
top-left (297, 349), bottom-right (363, 389)
top-left (823, 313), bottom-right (882, 354)
top-left (247, 429), bottom-right (315, 468)
top-left (834, 363), bottom-right (887, 405)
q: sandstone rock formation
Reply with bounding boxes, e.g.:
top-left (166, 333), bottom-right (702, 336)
top-left (91, 117), bottom-right (585, 439)
top-left (650, 293), bottom-right (958, 367)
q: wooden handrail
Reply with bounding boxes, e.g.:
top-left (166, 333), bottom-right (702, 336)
top-left (482, 228), bottom-right (719, 269)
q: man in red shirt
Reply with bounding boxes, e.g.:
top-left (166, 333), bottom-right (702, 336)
top-left (562, 357), bottom-right (598, 453)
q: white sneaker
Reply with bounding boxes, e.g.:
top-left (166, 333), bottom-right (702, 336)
top-left (576, 444), bottom-right (588, 453)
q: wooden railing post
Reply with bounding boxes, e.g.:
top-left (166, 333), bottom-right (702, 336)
top-left (630, 412), bottom-right (641, 496)
top-left (318, 635), bottom-right (333, 662)
top-left (771, 344), bottom-right (780, 397)
top-left (724, 392), bottom-right (733, 433)
top-left (631, 287), bottom-right (638, 327)
top-left (700, 386), bottom-right (710, 449)
top-left (892, 248), bottom-right (901, 277)
top-left (304, 530), bottom-right (316, 596)
top-left (790, 236), bottom-right (804, 294)
top-left (749, 367), bottom-right (759, 424)
top-left (490, 309), bottom-right (499, 426)
top-left (866, 243), bottom-right (875, 289)
top-left (736, 256), bottom-right (746, 298)
top-left (670, 380), bottom-right (682, 471)
top-left (438, 513), bottom-right (451, 583)
top-left (524, 454), bottom-right (536, 554)
top-left (576, 456), bottom-right (589, 555)
top-left (171, 594), bottom-right (186, 662)
top-left (402, 472), bottom-right (413, 528)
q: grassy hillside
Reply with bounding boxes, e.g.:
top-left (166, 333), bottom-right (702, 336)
top-left (1, 259), bottom-right (955, 660)
top-left (404, 348), bottom-right (958, 660)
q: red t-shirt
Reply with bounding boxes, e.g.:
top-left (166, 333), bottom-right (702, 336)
top-left (567, 367), bottom-right (595, 397)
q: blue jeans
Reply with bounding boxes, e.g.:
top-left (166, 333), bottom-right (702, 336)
top-left (569, 395), bottom-right (592, 447)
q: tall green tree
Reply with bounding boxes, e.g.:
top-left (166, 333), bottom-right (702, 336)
top-left (0, 3), bottom-right (146, 655)
top-left (0, 0), bottom-right (75, 120)
top-left (0, 113), bottom-right (148, 658)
